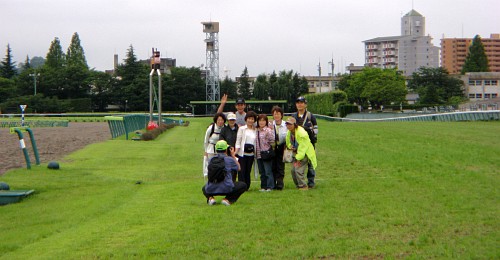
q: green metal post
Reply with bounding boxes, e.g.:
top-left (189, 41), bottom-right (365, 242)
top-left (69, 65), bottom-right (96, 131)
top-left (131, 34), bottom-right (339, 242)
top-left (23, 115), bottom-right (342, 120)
top-left (26, 128), bottom-right (40, 165)
top-left (14, 128), bottom-right (31, 169)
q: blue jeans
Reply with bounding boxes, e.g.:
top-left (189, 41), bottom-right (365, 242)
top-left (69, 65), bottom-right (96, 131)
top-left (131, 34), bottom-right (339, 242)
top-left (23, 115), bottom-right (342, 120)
top-left (257, 158), bottom-right (274, 189)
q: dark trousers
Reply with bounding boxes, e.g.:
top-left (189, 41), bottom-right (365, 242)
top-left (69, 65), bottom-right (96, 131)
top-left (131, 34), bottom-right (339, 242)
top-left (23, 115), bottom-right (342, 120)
top-left (307, 143), bottom-right (316, 187)
top-left (202, 182), bottom-right (248, 203)
top-left (238, 155), bottom-right (254, 190)
top-left (272, 144), bottom-right (285, 190)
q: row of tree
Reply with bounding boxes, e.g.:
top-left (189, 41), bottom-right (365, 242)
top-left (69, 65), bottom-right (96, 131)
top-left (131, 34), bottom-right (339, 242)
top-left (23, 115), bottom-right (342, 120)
top-left (0, 33), bottom-right (491, 114)
top-left (337, 66), bottom-right (465, 109)
top-left (0, 33), bottom-right (310, 114)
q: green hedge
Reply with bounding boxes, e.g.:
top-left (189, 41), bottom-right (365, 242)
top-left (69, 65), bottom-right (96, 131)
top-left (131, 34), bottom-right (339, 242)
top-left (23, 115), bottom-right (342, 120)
top-left (68, 98), bottom-right (92, 112)
top-left (305, 91), bottom-right (349, 116)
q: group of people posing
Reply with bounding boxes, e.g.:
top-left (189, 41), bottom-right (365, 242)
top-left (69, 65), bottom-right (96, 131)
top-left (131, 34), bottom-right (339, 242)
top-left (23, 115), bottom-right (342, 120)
top-left (201, 95), bottom-right (318, 206)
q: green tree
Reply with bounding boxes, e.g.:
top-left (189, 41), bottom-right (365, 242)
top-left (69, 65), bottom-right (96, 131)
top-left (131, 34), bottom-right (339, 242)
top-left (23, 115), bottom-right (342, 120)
top-left (346, 68), bottom-right (406, 108)
top-left (275, 70), bottom-right (292, 100)
top-left (30, 56), bottom-right (45, 68)
top-left (461, 35), bottom-right (489, 74)
top-left (0, 77), bottom-right (17, 103)
top-left (253, 74), bottom-right (269, 100)
top-left (64, 32), bottom-right (90, 99)
top-left (40, 38), bottom-right (66, 98)
top-left (1, 44), bottom-right (17, 79)
top-left (219, 76), bottom-right (238, 98)
top-left (409, 67), bottom-right (464, 104)
top-left (164, 66), bottom-right (205, 112)
top-left (115, 45), bottom-right (150, 111)
top-left (17, 55), bottom-right (32, 74)
top-left (89, 70), bottom-right (117, 112)
top-left (45, 37), bottom-right (66, 69)
top-left (15, 66), bottom-right (36, 96)
top-left (291, 72), bottom-right (308, 98)
top-left (238, 66), bottom-right (252, 99)
top-left (66, 33), bottom-right (88, 68)
top-left (336, 73), bottom-right (352, 92)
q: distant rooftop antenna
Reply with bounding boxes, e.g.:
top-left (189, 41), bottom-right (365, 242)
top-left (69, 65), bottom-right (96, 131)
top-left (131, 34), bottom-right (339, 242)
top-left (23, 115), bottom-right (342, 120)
top-left (201, 21), bottom-right (220, 113)
top-left (223, 66), bottom-right (231, 79)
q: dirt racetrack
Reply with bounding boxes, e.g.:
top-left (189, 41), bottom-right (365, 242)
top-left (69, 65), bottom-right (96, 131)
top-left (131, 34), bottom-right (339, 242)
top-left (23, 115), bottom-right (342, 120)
top-left (0, 123), bottom-right (111, 175)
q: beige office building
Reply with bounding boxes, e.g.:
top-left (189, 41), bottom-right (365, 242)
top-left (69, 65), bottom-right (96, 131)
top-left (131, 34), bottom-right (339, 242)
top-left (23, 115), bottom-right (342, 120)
top-left (363, 10), bottom-right (440, 76)
top-left (441, 34), bottom-right (500, 74)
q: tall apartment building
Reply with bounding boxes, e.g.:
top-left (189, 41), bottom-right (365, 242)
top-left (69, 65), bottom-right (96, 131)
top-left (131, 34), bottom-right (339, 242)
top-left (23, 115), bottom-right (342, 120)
top-left (441, 34), bottom-right (500, 74)
top-left (363, 10), bottom-right (439, 76)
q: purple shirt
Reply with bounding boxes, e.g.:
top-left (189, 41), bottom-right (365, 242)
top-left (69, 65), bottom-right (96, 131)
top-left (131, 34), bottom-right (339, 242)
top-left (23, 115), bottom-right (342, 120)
top-left (205, 154), bottom-right (239, 194)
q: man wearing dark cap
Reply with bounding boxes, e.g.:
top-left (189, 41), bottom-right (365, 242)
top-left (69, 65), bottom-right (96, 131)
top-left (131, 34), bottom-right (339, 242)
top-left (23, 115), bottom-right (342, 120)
top-left (217, 94), bottom-right (247, 127)
top-left (292, 96), bottom-right (318, 188)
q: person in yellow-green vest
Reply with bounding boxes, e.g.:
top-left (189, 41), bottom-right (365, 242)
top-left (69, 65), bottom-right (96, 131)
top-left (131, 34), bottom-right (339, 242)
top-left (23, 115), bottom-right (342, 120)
top-left (285, 117), bottom-right (317, 190)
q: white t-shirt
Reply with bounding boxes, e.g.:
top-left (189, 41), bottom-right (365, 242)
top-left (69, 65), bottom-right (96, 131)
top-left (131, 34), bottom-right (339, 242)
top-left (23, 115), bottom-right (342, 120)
top-left (243, 128), bottom-right (256, 155)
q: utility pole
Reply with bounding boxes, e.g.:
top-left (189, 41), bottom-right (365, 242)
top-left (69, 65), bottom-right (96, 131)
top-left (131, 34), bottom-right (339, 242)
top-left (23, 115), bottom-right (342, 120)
top-left (317, 61), bottom-right (322, 93)
top-left (328, 58), bottom-right (335, 91)
top-left (29, 72), bottom-right (40, 96)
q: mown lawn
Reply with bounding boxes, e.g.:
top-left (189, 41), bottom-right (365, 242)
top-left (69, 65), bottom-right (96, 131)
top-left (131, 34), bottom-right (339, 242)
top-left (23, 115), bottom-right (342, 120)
top-left (0, 119), bottom-right (498, 259)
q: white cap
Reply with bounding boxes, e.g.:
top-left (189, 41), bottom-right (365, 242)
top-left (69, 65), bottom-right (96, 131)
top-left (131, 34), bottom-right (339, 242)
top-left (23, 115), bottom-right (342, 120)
top-left (227, 112), bottom-right (237, 120)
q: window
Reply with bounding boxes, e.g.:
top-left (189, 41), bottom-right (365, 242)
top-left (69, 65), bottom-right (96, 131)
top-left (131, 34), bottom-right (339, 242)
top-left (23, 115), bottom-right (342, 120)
top-left (485, 94), bottom-right (491, 98)
top-left (476, 94), bottom-right (482, 98)
top-left (476, 80), bottom-right (482, 85)
top-left (469, 94), bottom-right (475, 98)
top-left (493, 94), bottom-right (498, 98)
top-left (469, 80), bottom-right (475, 86)
top-left (485, 80), bottom-right (491, 86)
top-left (492, 80), bottom-right (498, 86)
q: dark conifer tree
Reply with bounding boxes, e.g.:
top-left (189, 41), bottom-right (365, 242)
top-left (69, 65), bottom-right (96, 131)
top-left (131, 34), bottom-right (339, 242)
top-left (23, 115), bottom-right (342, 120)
top-left (461, 35), bottom-right (489, 74)
top-left (1, 44), bottom-right (17, 79)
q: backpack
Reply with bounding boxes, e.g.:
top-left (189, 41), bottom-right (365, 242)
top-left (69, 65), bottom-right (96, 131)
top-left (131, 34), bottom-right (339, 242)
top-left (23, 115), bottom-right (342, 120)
top-left (207, 156), bottom-right (226, 183)
top-left (297, 111), bottom-right (317, 144)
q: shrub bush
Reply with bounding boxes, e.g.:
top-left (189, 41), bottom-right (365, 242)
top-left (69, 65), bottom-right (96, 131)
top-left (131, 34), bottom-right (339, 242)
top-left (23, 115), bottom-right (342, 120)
top-left (140, 123), bottom-right (176, 141)
top-left (338, 104), bottom-right (359, 117)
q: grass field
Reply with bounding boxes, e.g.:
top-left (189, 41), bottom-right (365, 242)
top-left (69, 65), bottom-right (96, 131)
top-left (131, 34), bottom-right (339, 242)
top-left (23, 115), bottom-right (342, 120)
top-left (0, 119), bottom-right (498, 259)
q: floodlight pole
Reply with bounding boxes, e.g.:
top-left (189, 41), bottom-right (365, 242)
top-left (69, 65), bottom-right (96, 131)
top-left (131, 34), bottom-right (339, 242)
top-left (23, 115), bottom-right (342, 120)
top-left (202, 21), bottom-right (220, 114)
top-left (29, 72), bottom-right (40, 96)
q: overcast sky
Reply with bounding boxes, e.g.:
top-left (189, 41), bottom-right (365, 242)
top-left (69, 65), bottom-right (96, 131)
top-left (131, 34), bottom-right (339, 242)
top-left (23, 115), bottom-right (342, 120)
top-left (1, 0), bottom-right (499, 78)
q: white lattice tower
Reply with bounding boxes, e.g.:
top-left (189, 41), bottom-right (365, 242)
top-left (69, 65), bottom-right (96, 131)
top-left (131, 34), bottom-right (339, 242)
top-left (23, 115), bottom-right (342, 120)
top-left (202, 22), bottom-right (220, 103)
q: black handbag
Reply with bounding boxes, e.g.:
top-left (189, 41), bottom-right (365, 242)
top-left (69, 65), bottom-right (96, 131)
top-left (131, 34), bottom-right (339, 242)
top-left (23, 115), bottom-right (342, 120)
top-left (257, 130), bottom-right (275, 160)
top-left (260, 149), bottom-right (275, 160)
top-left (244, 143), bottom-right (254, 153)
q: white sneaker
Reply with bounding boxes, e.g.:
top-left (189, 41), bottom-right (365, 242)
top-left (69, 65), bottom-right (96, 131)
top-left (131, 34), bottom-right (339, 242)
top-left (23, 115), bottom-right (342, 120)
top-left (259, 189), bottom-right (267, 192)
top-left (208, 197), bottom-right (216, 206)
top-left (266, 189), bottom-right (272, 192)
top-left (221, 199), bottom-right (231, 206)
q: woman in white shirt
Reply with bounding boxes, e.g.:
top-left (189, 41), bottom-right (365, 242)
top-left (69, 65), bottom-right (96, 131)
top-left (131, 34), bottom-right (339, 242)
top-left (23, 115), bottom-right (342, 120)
top-left (234, 111), bottom-right (257, 190)
top-left (203, 112), bottom-right (226, 177)
top-left (270, 106), bottom-right (287, 190)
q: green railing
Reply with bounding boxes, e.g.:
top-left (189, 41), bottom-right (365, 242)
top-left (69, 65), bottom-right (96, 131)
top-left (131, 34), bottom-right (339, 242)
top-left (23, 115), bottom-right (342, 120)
top-left (0, 120), bottom-right (69, 128)
top-left (317, 111), bottom-right (500, 122)
top-left (105, 114), bottom-right (182, 139)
